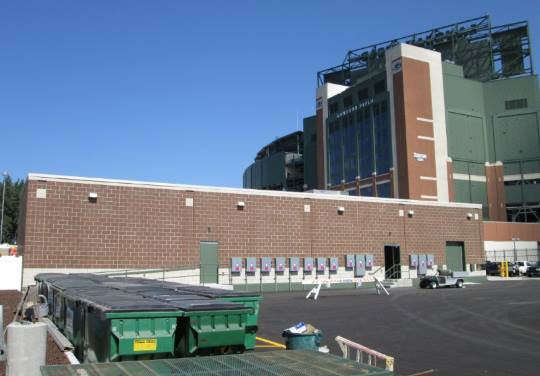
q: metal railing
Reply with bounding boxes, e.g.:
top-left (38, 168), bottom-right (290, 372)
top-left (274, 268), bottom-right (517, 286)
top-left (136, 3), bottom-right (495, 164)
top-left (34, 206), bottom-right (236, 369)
top-left (384, 264), bottom-right (412, 280)
top-left (94, 264), bottom-right (224, 284)
top-left (335, 336), bottom-right (394, 371)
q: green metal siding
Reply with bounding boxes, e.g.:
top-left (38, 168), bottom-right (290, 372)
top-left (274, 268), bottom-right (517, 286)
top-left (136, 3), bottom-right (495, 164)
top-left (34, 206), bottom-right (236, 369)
top-left (493, 113), bottom-right (540, 161)
top-left (447, 112), bottom-right (486, 161)
top-left (444, 65), bottom-right (540, 216)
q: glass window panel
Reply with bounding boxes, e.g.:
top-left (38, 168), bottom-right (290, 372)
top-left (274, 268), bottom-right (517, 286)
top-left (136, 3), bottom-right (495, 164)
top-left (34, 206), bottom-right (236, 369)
top-left (377, 182), bottom-right (391, 198)
top-left (357, 108), bottom-right (373, 179)
top-left (328, 121), bottom-right (343, 186)
top-left (360, 186), bottom-right (373, 197)
top-left (374, 101), bottom-right (392, 174)
top-left (343, 115), bottom-right (357, 182)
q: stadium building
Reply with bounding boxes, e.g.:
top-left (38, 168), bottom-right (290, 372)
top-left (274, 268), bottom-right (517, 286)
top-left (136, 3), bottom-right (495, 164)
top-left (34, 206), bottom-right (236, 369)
top-left (244, 16), bottom-right (540, 223)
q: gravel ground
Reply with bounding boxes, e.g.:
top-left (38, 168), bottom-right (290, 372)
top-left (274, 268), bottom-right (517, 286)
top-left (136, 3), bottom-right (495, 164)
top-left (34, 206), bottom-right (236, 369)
top-left (0, 290), bottom-right (68, 376)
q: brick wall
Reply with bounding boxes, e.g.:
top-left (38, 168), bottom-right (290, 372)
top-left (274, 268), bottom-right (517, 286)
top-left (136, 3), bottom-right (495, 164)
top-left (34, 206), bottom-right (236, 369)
top-left (20, 175), bottom-right (485, 270)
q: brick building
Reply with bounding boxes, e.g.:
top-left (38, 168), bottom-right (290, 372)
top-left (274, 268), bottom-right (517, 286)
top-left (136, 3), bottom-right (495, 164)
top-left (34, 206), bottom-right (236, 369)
top-left (245, 16), bottom-right (540, 223)
top-left (20, 173), bottom-right (484, 286)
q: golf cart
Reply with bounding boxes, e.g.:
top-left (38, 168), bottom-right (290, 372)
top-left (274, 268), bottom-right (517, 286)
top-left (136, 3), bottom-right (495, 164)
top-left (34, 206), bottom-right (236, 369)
top-left (419, 271), bottom-right (464, 289)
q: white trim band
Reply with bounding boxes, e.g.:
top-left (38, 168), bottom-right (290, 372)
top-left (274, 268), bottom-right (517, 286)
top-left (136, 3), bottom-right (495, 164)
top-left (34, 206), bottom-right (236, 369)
top-left (504, 173), bottom-right (540, 181)
top-left (417, 135), bottom-right (435, 141)
top-left (28, 173), bottom-right (482, 209)
top-left (420, 176), bottom-right (437, 181)
top-left (416, 117), bottom-right (434, 123)
top-left (453, 173), bottom-right (487, 182)
top-left (420, 195), bottom-right (438, 200)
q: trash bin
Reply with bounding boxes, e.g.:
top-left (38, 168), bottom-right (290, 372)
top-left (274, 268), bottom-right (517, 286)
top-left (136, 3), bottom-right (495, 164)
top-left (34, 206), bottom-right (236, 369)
top-left (171, 285), bottom-right (262, 350)
top-left (282, 330), bottom-right (323, 350)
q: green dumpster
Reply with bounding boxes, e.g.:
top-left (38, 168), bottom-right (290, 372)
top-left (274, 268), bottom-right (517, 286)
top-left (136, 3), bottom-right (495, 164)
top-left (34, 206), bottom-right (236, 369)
top-left (34, 273), bottom-right (256, 362)
top-left (77, 290), bottom-right (183, 363)
top-left (167, 299), bottom-right (250, 356)
top-left (167, 285), bottom-right (261, 350)
top-left (218, 295), bottom-right (261, 349)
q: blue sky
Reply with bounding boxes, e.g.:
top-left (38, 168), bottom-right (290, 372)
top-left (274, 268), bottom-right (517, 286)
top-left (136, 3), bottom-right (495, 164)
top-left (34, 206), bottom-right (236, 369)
top-left (1, 1), bottom-right (539, 187)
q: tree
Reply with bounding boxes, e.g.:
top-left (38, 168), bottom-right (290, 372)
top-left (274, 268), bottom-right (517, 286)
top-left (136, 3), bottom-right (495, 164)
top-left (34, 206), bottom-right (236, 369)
top-left (1, 176), bottom-right (25, 244)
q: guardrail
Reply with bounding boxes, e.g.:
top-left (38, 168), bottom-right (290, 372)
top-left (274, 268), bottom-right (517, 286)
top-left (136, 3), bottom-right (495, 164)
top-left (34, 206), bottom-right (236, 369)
top-left (335, 335), bottom-right (394, 371)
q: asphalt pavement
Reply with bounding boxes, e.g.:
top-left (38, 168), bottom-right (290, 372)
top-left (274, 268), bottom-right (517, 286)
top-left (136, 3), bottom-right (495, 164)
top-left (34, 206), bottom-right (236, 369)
top-left (257, 280), bottom-right (540, 376)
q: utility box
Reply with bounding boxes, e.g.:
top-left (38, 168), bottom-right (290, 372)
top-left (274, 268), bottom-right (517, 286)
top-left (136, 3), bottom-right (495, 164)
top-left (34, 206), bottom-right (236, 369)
top-left (261, 257), bottom-right (272, 273)
top-left (231, 258), bottom-right (243, 274)
top-left (418, 254), bottom-right (427, 275)
top-left (289, 257), bottom-right (300, 273)
top-left (365, 254), bottom-right (374, 270)
top-left (355, 254), bottom-right (366, 277)
top-left (345, 254), bottom-right (355, 269)
top-left (329, 257), bottom-right (339, 272)
top-left (409, 254), bottom-right (418, 268)
top-left (304, 257), bottom-right (313, 273)
top-left (275, 257), bottom-right (285, 273)
top-left (427, 254), bottom-right (435, 268)
top-left (246, 257), bottom-right (256, 273)
top-left (316, 258), bottom-right (326, 272)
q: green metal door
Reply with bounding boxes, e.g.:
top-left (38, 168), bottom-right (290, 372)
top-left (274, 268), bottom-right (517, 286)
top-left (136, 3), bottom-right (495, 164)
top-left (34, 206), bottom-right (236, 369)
top-left (445, 241), bottom-right (465, 272)
top-left (200, 241), bottom-right (218, 284)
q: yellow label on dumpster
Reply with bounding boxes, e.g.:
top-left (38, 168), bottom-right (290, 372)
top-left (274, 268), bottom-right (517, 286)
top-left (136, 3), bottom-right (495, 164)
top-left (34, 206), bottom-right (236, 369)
top-left (133, 338), bottom-right (157, 352)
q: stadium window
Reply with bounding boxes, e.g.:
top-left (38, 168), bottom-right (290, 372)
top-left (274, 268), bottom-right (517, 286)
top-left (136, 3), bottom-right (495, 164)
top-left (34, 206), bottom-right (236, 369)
top-left (373, 80), bottom-right (386, 95)
top-left (357, 108), bottom-right (373, 179)
top-left (377, 182), bottom-right (391, 198)
top-left (344, 95), bottom-right (353, 108)
top-left (358, 88), bottom-right (369, 101)
top-left (330, 102), bottom-right (339, 115)
top-left (360, 186), bottom-right (373, 197)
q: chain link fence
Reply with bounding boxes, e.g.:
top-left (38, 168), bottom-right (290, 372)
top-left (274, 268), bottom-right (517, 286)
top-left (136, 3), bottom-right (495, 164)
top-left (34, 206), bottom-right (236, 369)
top-left (485, 248), bottom-right (540, 262)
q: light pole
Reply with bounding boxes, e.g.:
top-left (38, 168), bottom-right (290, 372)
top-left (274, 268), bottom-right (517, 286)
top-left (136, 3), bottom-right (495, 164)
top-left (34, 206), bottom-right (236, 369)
top-left (512, 237), bottom-right (520, 262)
top-left (0, 172), bottom-right (8, 244)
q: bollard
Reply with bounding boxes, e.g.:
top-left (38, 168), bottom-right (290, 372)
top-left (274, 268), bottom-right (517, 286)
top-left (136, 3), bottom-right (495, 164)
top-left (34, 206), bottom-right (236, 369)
top-left (0, 305), bottom-right (5, 361)
top-left (6, 321), bottom-right (47, 376)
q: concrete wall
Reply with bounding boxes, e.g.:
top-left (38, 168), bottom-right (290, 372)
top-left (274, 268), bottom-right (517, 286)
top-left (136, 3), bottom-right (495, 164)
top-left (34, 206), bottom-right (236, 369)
top-left (20, 174), bottom-right (485, 276)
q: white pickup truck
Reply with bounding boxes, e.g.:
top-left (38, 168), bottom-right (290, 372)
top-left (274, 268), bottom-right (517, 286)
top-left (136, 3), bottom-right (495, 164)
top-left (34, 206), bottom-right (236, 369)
top-left (516, 261), bottom-right (533, 275)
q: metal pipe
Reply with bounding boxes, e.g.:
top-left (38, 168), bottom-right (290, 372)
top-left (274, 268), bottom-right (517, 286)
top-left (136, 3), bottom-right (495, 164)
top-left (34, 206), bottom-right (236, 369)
top-left (0, 172), bottom-right (7, 244)
top-left (0, 304), bottom-right (5, 361)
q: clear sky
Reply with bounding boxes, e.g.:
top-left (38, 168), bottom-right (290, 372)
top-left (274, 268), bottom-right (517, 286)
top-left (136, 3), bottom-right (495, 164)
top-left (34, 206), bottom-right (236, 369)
top-left (1, 0), bottom-right (539, 187)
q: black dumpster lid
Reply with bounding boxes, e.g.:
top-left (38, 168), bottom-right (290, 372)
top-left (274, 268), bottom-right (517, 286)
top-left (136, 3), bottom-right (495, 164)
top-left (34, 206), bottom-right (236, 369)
top-left (64, 288), bottom-right (179, 312)
top-left (91, 298), bottom-right (178, 312)
top-left (34, 273), bottom-right (68, 282)
top-left (166, 299), bottom-right (246, 312)
top-left (50, 278), bottom-right (102, 290)
top-left (174, 285), bottom-right (259, 298)
top-left (153, 294), bottom-right (209, 302)
top-left (101, 281), bottom-right (155, 289)
top-left (135, 288), bottom-right (190, 298)
top-left (69, 273), bottom-right (111, 281)
top-left (63, 286), bottom-right (117, 296)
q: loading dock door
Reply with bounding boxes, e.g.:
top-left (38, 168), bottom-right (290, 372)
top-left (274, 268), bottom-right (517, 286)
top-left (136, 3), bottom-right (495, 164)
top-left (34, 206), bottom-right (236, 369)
top-left (445, 241), bottom-right (465, 272)
top-left (200, 241), bottom-right (219, 284)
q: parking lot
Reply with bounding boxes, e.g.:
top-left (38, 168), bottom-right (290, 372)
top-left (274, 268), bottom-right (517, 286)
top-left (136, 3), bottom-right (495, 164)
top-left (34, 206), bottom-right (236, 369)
top-left (257, 280), bottom-right (540, 376)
